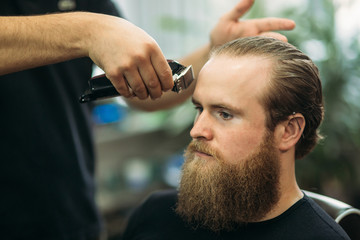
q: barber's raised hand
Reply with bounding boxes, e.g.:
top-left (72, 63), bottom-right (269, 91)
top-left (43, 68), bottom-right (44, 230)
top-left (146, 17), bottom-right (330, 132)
top-left (210, 0), bottom-right (295, 47)
top-left (87, 14), bottom-right (173, 99)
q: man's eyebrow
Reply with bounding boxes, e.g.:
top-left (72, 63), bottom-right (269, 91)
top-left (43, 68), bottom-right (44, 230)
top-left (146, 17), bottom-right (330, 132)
top-left (191, 97), bottom-right (200, 105)
top-left (191, 97), bottom-right (243, 114)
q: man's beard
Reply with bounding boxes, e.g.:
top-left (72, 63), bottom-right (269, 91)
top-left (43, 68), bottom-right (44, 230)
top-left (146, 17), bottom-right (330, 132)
top-left (175, 131), bottom-right (280, 232)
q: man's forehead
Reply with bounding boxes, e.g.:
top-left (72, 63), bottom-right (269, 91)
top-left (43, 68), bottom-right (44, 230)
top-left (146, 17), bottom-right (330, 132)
top-left (202, 54), bottom-right (272, 74)
top-left (196, 55), bottom-right (273, 100)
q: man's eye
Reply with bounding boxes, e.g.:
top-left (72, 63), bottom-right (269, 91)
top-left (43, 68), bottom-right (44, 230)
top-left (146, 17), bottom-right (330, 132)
top-left (194, 106), bottom-right (203, 113)
top-left (219, 111), bottom-right (233, 120)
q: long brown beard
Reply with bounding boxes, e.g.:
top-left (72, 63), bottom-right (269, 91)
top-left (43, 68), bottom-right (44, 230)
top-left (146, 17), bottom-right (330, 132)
top-left (175, 132), bottom-right (280, 232)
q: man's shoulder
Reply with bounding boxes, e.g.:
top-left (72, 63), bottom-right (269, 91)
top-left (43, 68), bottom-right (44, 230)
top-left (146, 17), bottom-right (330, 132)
top-left (248, 194), bottom-right (350, 239)
top-left (122, 189), bottom-right (186, 239)
top-left (291, 193), bottom-right (350, 239)
top-left (143, 189), bottom-right (179, 209)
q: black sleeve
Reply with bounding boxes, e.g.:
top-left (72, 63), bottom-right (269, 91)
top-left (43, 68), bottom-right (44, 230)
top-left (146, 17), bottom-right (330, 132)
top-left (89, 0), bottom-right (123, 17)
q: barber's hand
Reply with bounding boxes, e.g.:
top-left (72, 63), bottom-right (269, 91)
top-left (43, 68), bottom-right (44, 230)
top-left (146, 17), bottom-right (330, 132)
top-left (210, 0), bottom-right (296, 47)
top-left (88, 15), bottom-right (173, 99)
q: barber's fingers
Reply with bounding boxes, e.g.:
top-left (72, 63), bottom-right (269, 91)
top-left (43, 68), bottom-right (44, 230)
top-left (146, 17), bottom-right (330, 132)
top-left (249, 18), bottom-right (295, 32)
top-left (259, 32), bottom-right (288, 42)
top-left (107, 73), bottom-right (133, 98)
top-left (138, 61), bottom-right (163, 99)
top-left (150, 53), bottom-right (173, 92)
top-left (124, 67), bottom-right (149, 99)
top-left (106, 49), bottom-right (172, 99)
top-left (107, 61), bottom-right (172, 100)
top-left (125, 54), bottom-right (172, 99)
top-left (223, 0), bottom-right (254, 21)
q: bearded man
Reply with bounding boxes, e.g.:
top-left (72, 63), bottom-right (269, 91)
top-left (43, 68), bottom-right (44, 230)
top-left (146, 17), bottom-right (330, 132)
top-left (122, 37), bottom-right (350, 240)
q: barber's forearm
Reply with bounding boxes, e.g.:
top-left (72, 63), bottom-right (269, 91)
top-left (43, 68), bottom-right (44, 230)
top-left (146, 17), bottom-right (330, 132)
top-left (1, 12), bottom-right (174, 100)
top-left (0, 12), bottom-right (92, 75)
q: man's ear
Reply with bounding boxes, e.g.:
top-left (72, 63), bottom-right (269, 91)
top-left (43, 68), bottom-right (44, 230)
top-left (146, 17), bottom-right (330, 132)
top-left (275, 113), bottom-right (305, 152)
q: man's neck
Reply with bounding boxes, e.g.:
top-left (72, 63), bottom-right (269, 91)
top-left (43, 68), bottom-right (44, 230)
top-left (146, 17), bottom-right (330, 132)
top-left (260, 184), bottom-right (303, 221)
top-left (260, 153), bottom-right (303, 221)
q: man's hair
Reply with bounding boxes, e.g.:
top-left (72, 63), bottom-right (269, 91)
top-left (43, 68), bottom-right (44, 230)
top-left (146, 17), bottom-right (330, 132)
top-left (211, 37), bottom-right (324, 159)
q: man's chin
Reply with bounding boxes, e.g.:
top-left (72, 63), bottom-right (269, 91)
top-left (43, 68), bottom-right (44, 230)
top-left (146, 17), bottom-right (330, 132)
top-left (187, 154), bottom-right (220, 173)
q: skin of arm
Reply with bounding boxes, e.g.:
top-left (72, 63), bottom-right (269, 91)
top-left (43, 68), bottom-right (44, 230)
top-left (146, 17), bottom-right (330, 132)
top-left (126, 0), bottom-right (296, 111)
top-left (0, 12), bottom-right (173, 99)
top-left (0, 14), bottom-right (89, 75)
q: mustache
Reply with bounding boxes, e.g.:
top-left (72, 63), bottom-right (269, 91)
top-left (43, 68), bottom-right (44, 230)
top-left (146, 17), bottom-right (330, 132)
top-left (186, 140), bottom-right (222, 160)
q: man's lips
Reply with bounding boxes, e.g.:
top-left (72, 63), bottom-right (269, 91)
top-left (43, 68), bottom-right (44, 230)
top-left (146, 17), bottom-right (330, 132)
top-left (194, 150), bottom-right (213, 157)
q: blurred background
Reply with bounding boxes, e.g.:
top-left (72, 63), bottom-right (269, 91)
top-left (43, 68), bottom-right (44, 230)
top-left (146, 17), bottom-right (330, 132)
top-left (91, 0), bottom-right (360, 238)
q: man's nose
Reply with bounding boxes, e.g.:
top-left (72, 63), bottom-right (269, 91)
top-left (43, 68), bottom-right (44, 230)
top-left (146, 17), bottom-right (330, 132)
top-left (190, 112), bottom-right (213, 140)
